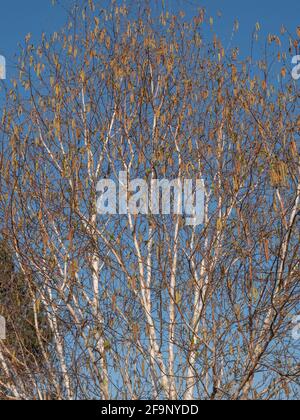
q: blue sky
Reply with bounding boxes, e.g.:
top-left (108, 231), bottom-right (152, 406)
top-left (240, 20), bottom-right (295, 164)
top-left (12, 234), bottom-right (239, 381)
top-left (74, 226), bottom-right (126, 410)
top-left (0, 0), bottom-right (299, 72)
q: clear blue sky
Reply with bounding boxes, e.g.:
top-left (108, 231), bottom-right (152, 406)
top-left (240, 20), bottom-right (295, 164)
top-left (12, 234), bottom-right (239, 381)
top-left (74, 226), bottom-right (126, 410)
top-left (0, 0), bottom-right (299, 71)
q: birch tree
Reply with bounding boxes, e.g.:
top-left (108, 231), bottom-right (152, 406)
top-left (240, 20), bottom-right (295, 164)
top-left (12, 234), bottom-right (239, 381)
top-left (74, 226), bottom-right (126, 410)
top-left (0, 0), bottom-right (299, 400)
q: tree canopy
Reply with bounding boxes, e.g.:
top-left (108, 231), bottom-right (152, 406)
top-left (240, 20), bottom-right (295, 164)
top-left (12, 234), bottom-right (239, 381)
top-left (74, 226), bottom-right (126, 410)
top-left (0, 0), bottom-right (299, 400)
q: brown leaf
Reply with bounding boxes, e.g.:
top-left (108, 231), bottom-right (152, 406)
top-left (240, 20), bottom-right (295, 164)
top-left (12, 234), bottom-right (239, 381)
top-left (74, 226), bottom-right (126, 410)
top-left (264, 238), bottom-right (270, 262)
